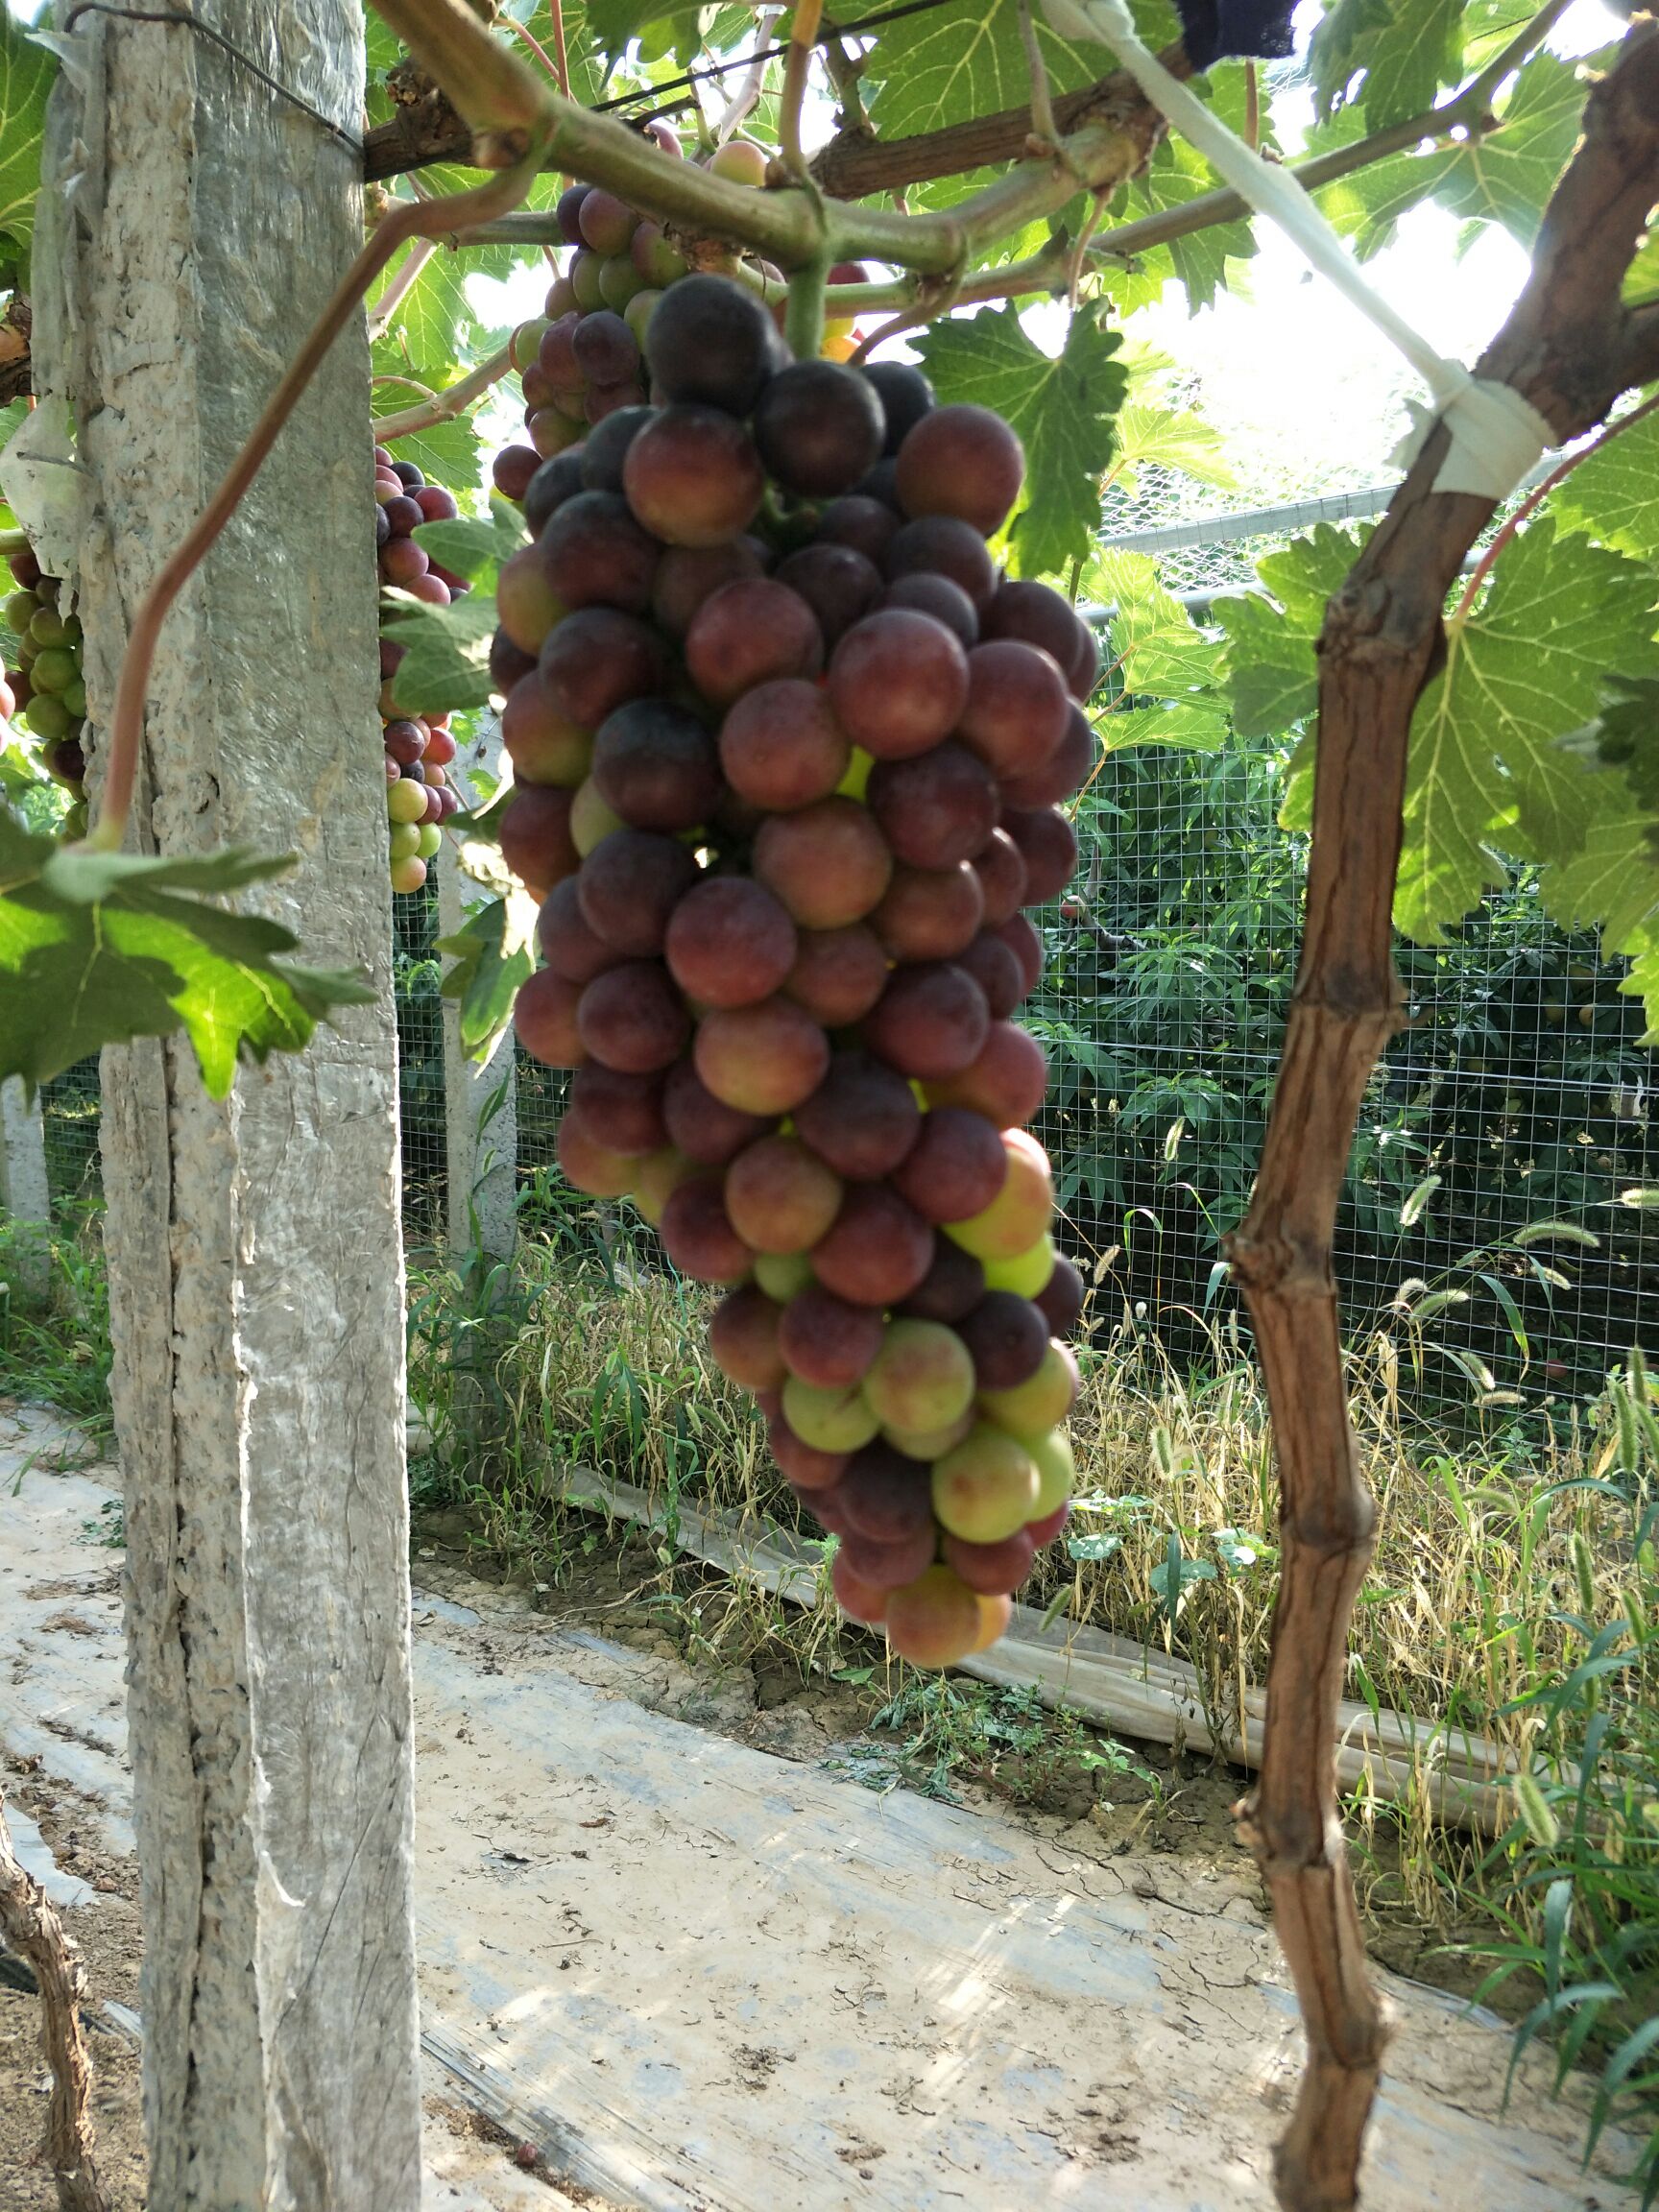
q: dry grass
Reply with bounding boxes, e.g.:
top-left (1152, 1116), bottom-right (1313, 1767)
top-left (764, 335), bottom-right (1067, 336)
top-left (410, 1236), bottom-right (1654, 1828)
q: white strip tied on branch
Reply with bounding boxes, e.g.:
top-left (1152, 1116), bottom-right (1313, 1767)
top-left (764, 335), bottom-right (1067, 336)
top-left (1042, 0), bottom-right (1554, 499)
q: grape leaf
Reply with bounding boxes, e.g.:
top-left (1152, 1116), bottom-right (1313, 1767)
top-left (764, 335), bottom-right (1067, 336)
top-left (437, 887), bottom-right (538, 1063)
top-left (1585, 674), bottom-right (1659, 818)
top-left (584, 0), bottom-right (701, 59)
top-left (862, 0), bottom-right (1136, 141)
top-left (1114, 65), bottom-right (1260, 309)
top-left (382, 411), bottom-right (485, 498)
top-left (1310, 0), bottom-right (1462, 128)
top-left (0, 809), bottom-right (373, 1094)
top-left (1091, 549), bottom-right (1228, 751)
top-left (910, 302), bottom-right (1126, 582)
top-left (1110, 403), bottom-right (1237, 494)
top-left (413, 494), bottom-right (526, 589)
top-left (1428, 51), bottom-right (1605, 244)
top-left (1308, 110), bottom-right (1442, 260)
top-left (1216, 523), bottom-right (1367, 739)
top-left (1537, 774), bottom-right (1659, 1037)
top-left (1549, 405), bottom-right (1659, 566)
top-left (382, 589), bottom-right (499, 716)
top-left (1397, 521), bottom-right (1659, 942)
top-left (1311, 50), bottom-right (1600, 258)
top-left (0, 17), bottom-right (54, 270)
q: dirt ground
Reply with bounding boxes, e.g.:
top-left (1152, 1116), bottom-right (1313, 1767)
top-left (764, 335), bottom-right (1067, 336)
top-left (0, 1428), bottom-right (1617, 2211)
top-left (411, 1500), bottom-right (1519, 2008)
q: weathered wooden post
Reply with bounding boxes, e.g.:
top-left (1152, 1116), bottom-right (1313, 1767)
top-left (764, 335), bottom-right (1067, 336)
top-left (31, 6), bottom-right (423, 2203)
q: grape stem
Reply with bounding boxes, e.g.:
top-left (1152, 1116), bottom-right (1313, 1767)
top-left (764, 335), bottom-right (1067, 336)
top-left (366, 234), bottom-right (436, 343)
top-left (372, 342), bottom-right (517, 441)
top-left (784, 252), bottom-right (831, 361)
top-left (87, 133), bottom-right (555, 855)
top-left (779, 0), bottom-right (823, 180)
top-left (373, 0), bottom-right (1154, 276)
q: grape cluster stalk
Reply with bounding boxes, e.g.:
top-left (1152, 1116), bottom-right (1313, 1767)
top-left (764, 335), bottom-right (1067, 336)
top-left (492, 270), bottom-right (1097, 1668)
top-left (3, 541), bottom-right (90, 835)
top-left (374, 444), bottom-right (469, 892)
top-left (491, 132), bottom-right (864, 506)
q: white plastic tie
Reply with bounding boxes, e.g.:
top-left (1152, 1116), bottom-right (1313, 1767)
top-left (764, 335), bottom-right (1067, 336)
top-left (1044, 0), bottom-right (1553, 500)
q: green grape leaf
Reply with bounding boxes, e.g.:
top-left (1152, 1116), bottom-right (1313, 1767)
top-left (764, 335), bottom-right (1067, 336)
top-left (1312, 51), bottom-right (1600, 258)
top-left (382, 411), bottom-right (485, 497)
top-left (1585, 674), bottom-right (1659, 816)
top-left (1537, 774), bottom-right (1659, 1038)
top-left (910, 302), bottom-right (1126, 582)
top-left (584, 0), bottom-right (701, 58)
top-left (1110, 403), bottom-right (1237, 495)
top-left (437, 887), bottom-right (538, 1063)
top-left (371, 247), bottom-right (496, 418)
top-left (1397, 522), bottom-right (1659, 941)
top-left (413, 494), bottom-right (525, 589)
top-left (1310, 0), bottom-right (1462, 128)
top-left (862, 0), bottom-right (1129, 142)
top-left (1549, 404), bottom-right (1659, 565)
top-left (0, 17), bottom-right (54, 268)
top-left (381, 589), bottom-right (499, 717)
top-left (1216, 523), bottom-right (1367, 738)
top-left (1091, 549), bottom-right (1227, 752)
top-left (1115, 66), bottom-right (1260, 309)
top-left (0, 809), bottom-right (373, 1094)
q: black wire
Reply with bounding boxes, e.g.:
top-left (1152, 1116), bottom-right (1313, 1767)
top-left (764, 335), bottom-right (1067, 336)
top-left (589, 0), bottom-right (958, 119)
top-left (60, 4), bottom-right (365, 155)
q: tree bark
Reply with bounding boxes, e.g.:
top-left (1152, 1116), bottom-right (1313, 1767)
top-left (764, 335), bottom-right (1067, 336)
top-left (33, 7), bottom-right (423, 2207)
top-left (1227, 24), bottom-right (1659, 2211)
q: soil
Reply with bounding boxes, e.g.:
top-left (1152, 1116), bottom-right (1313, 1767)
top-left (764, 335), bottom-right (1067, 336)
top-left (0, 1766), bottom-right (145, 2212)
top-left (0, 1452), bottom-right (1553, 2210)
top-left (410, 1495), bottom-right (1521, 2016)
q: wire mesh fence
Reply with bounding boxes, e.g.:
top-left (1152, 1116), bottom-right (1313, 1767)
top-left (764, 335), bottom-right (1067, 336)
top-left (30, 489), bottom-right (1656, 1415)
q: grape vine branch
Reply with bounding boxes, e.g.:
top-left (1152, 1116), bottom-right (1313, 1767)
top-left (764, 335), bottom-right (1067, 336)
top-left (1227, 25), bottom-right (1659, 2209)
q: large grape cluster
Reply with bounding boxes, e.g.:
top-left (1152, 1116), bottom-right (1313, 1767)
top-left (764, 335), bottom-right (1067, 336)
top-left (493, 273), bottom-right (1095, 1670)
top-left (3, 541), bottom-right (89, 835)
top-left (375, 443), bottom-right (468, 893)
top-left (492, 131), bottom-right (805, 506)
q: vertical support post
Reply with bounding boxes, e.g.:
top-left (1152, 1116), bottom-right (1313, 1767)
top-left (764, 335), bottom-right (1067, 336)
top-left (437, 836), bottom-right (517, 1264)
top-left (1, 1077), bottom-right (52, 1230)
top-left (35, 8), bottom-right (422, 2207)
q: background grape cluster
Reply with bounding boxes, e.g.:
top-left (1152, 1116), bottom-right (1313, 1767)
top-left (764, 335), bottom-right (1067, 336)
top-left (490, 269), bottom-right (1097, 1668)
top-left (375, 444), bottom-right (469, 891)
top-left (3, 541), bottom-right (89, 836)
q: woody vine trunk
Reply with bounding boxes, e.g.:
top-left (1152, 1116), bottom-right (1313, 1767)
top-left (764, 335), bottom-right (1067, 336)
top-left (1227, 25), bottom-right (1659, 2211)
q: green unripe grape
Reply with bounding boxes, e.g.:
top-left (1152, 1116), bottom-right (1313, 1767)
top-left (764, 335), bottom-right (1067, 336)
top-left (569, 250), bottom-right (606, 312)
top-left (388, 820), bottom-right (423, 862)
top-left (624, 289), bottom-right (662, 346)
top-left (709, 138), bottom-right (768, 187)
top-left (416, 822), bottom-right (443, 859)
top-left (753, 1250), bottom-right (813, 1301)
top-left (13, 634), bottom-right (36, 669)
top-left (3, 589), bottom-right (37, 634)
top-left (30, 645), bottom-right (77, 695)
top-left (631, 222), bottom-right (687, 289)
top-left (28, 605), bottom-right (72, 648)
top-left (61, 678), bottom-right (87, 718)
top-left (24, 692), bottom-right (70, 741)
top-left (387, 777), bottom-right (429, 825)
top-left (598, 253), bottom-right (645, 311)
top-left (62, 800), bottom-right (88, 839)
top-left (60, 613), bottom-right (83, 646)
